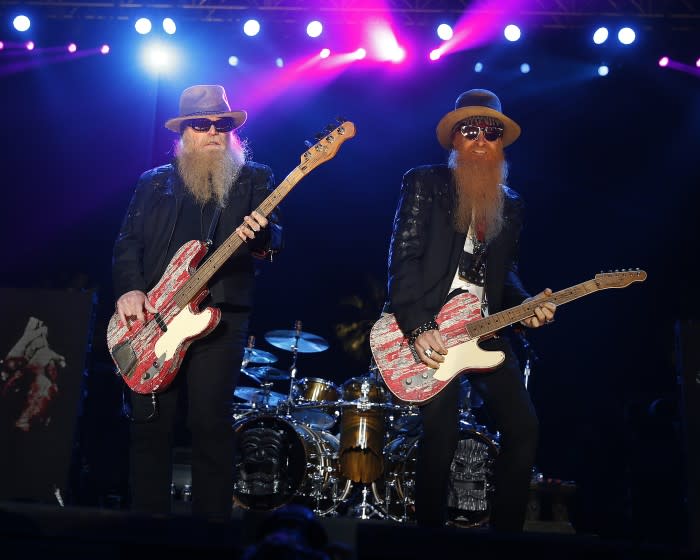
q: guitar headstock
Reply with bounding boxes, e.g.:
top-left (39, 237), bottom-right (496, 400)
top-left (594, 269), bottom-right (647, 289)
top-left (299, 120), bottom-right (356, 173)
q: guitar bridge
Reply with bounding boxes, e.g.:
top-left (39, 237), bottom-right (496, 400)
top-left (112, 340), bottom-right (137, 378)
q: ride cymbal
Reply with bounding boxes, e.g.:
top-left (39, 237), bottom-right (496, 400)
top-left (243, 347), bottom-right (278, 364)
top-left (242, 365), bottom-right (291, 382)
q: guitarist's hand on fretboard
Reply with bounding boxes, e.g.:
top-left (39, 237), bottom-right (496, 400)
top-left (235, 210), bottom-right (268, 241)
top-left (116, 289), bottom-right (157, 327)
top-left (519, 288), bottom-right (556, 329)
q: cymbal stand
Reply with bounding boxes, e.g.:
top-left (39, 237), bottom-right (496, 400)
top-left (242, 335), bottom-right (255, 369)
top-left (283, 320), bottom-right (303, 414)
top-left (351, 483), bottom-right (385, 520)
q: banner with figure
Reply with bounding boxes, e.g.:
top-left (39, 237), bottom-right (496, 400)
top-left (0, 288), bottom-right (96, 503)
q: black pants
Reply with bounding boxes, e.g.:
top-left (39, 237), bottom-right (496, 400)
top-left (128, 310), bottom-right (247, 520)
top-left (414, 335), bottom-right (539, 532)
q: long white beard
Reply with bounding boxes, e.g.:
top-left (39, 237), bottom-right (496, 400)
top-left (175, 142), bottom-right (246, 207)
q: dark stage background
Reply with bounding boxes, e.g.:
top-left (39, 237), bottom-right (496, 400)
top-left (1, 14), bottom-right (698, 551)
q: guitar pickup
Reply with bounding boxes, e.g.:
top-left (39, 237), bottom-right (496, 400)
top-left (404, 369), bottom-right (435, 387)
top-left (154, 313), bottom-right (167, 332)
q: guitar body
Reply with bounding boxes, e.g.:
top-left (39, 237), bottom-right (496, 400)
top-left (370, 292), bottom-right (504, 404)
top-left (106, 240), bottom-right (221, 394)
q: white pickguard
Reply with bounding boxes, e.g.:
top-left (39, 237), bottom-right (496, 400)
top-left (432, 338), bottom-right (505, 382)
top-left (153, 306), bottom-right (215, 363)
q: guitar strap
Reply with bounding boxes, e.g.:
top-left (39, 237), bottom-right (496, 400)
top-left (204, 205), bottom-right (222, 245)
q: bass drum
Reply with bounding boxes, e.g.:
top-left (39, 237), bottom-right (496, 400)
top-left (232, 414), bottom-right (352, 516)
top-left (372, 422), bottom-right (499, 527)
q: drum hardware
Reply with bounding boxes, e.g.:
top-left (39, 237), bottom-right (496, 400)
top-left (264, 324), bottom-right (330, 354)
top-left (242, 335), bottom-right (279, 367)
top-left (290, 377), bottom-right (341, 431)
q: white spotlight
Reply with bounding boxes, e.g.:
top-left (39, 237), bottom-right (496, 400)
top-left (275, 57), bottom-right (284, 68)
top-left (598, 65), bottom-right (609, 76)
top-left (618, 27), bottom-right (636, 45)
top-left (228, 55), bottom-right (239, 67)
top-left (474, 62), bottom-right (484, 73)
top-left (67, 43), bottom-right (77, 53)
top-left (162, 18), bottom-right (176, 35)
top-left (520, 63), bottom-right (530, 74)
top-left (592, 27), bottom-right (609, 45)
top-left (135, 18), bottom-right (152, 35)
top-left (100, 44), bottom-right (110, 55)
top-left (307, 21), bottom-right (323, 38)
top-left (353, 48), bottom-right (366, 60)
top-left (319, 48), bottom-right (331, 59)
top-left (13, 15), bottom-right (31, 32)
top-left (504, 24), bottom-right (521, 42)
top-left (243, 19), bottom-right (260, 37)
top-left (437, 23), bottom-right (453, 41)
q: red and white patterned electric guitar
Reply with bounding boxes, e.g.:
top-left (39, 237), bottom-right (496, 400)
top-left (370, 270), bottom-right (647, 404)
top-left (107, 121), bottom-right (356, 394)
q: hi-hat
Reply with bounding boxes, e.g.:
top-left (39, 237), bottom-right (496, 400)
top-left (234, 386), bottom-right (287, 407)
top-left (243, 347), bottom-right (278, 364)
top-left (265, 330), bottom-right (329, 353)
top-left (242, 365), bottom-right (290, 382)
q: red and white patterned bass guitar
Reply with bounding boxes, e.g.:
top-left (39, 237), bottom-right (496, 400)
top-left (370, 270), bottom-right (647, 404)
top-left (107, 121), bottom-right (356, 394)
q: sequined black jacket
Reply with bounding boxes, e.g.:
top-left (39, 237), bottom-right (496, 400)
top-left (112, 161), bottom-right (283, 307)
top-left (385, 164), bottom-right (530, 335)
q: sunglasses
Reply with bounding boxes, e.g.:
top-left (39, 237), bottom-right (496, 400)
top-left (181, 117), bottom-right (235, 133)
top-left (458, 123), bottom-right (504, 142)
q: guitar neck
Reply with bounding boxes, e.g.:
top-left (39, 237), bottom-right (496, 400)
top-left (466, 279), bottom-right (601, 338)
top-left (173, 167), bottom-right (303, 308)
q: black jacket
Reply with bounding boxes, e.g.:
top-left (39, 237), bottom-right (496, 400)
top-left (112, 161), bottom-right (283, 308)
top-left (385, 164), bottom-right (530, 335)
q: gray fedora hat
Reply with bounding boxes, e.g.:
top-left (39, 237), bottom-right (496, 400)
top-left (164, 84), bottom-right (247, 133)
top-left (435, 88), bottom-right (520, 149)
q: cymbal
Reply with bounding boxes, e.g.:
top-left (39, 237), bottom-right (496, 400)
top-left (242, 365), bottom-right (291, 382)
top-left (265, 330), bottom-right (329, 353)
top-left (234, 386), bottom-right (287, 407)
top-left (243, 347), bottom-right (278, 364)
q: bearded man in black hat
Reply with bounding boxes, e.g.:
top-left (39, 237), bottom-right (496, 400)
top-left (112, 84), bottom-right (282, 520)
top-left (381, 88), bottom-right (556, 531)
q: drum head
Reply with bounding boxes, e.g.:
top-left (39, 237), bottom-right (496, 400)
top-left (232, 415), bottom-right (308, 511)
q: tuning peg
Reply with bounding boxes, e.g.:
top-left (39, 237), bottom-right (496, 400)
top-left (323, 124), bottom-right (335, 134)
top-left (304, 139), bottom-right (314, 148)
top-left (336, 115), bottom-right (348, 123)
top-left (314, 133), bottom-right (325, 141)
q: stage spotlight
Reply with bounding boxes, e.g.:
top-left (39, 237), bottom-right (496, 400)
top-left (135, 18), bottom-right (152, 35)
top-left (319, 48), bottom-right (330, 59)
top-left (26, 41), bottom-right (34, 50)
top-left (437, 23), bottom-right (453, 41)
top-left (598, 64), bottom-right (609, 76)
top-left (275, 57), bottom-right (284, 68)
top-left (504, 24), bottom-right (521, 42)
top-left (243, 19), bottom-right (260, 37)
top-left (67, 43), bottom-right (77, 53)
top-left (617, 27), bottom-right (635, 45)
top-left (520, 63), bottom-right (530, 74)
top-left (353, 47), bottom-right (366, 60)
top-left (306, 20), bottom-right (323, 38)
top-left (696, 57), bottom-right (700, 68)
top-left (474, 62), bottom-right (484, 73)
top-left (228, 55), bottom-right (239, 66)
top-left (13, 15), bottom-right (31, 32)
top-left (429, 49), bottom-right (441, 61)
top-left (0, 41), bottom-right (4, 50)
top-left (592, 27), bottom-right (609, 45)
top-left (100, 44), bottom-right (110, 55)
top-left (162, 18), bottom-right (176, 35)
top-left (142, 42), bottom-right (176, 74)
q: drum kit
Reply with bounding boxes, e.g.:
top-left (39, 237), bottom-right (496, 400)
top-left (231, 322), bottom-right (500, 526)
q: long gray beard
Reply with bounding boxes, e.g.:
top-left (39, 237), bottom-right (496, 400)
top-left (448, 149), bottom-right (507, 243)
top-left (176, 144), bottom-right (245, 207)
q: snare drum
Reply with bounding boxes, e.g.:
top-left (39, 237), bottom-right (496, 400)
top-left (232, 414), bottom-right (351, 515)
top-left (291, 377), bottom-right (340, 431)
top-left (338, 376), bottom-right (389, 484)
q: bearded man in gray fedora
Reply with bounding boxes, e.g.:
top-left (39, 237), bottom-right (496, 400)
top-left (381, 88), bottom-right (556, 531)
top-left (112, 84), bottom-right (282, 520)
